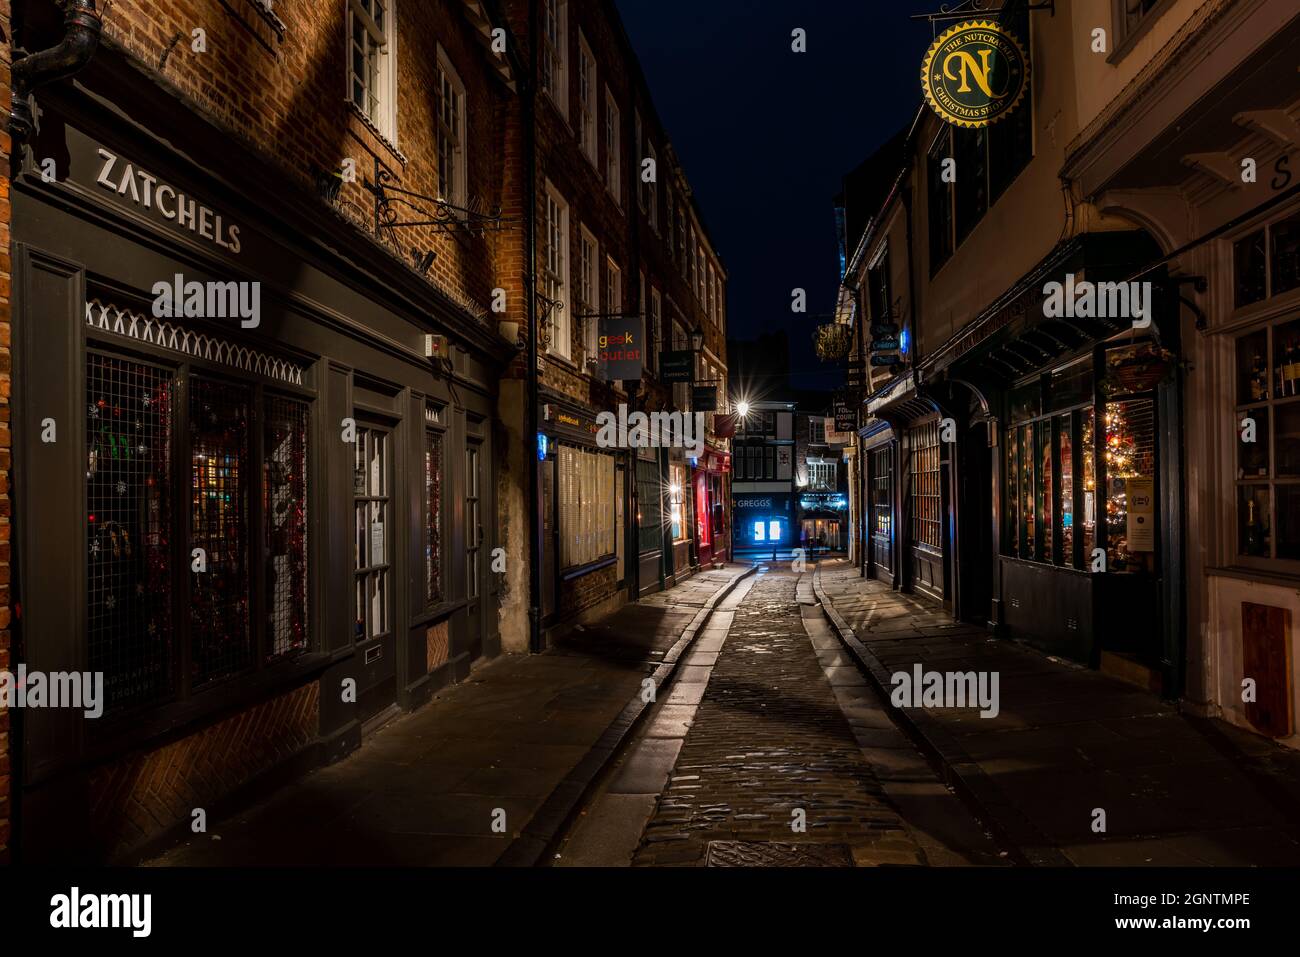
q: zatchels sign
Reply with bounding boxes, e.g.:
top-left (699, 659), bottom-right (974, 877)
top-left (921, 19), bottom-right (1029, 128)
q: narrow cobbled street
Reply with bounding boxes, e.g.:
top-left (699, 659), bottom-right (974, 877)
top-left (558, 567), bottom-right (1002, 867)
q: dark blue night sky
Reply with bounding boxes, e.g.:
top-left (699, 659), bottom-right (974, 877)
top-left (615, 0), bottom-right (940, 388)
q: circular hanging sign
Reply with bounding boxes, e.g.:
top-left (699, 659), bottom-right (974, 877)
top-left (921, 20), bottom-right (1030, 129)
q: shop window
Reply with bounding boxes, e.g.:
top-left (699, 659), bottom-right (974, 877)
top-left (1102, 398), bottom-right (1157, 572)
top-left (424, 429), bottom-right (443, 605)
top-left (695, 477), bottom-right (711, 545)
top-left (86, 323), bottom-right (313, 718)
top-left (753, 521), bottom-right (766, 542)
top-left (190, 377), bottom-right (253, 686)
top-left (347, 0), bottom-right (397, 143)
top-left (1059, 419), bottom-right (1073, 562)
top-left (1235, 315), bottom-right (1300, 562)
top-left (560, 445), bottom-right (615, 568)
top-left (1234, 210), bottom-right (1300, 309)
top-left (1006, 427), bottom-right (1020, 559)
top-left (669, 464), bottom-right (688, 543)
top-left (264, 396), bottom-right (309, 659)
top-left (1082, 408), bottom-right (1097, 561)
top-left (636, 461), bottom-right (661, 552)
top-left (1006, 359), bottom-right (1099, 569)
top-left (87, 353), bottom-right (175, 714)
top-left (910, 422), bottom-right (941, 550)
top-left (354, 426), bottom-right (391, 642)
top-left (769, 520), bottom-right (782, 541)
top-left (466, 441), bottom-right (482, 599)
top-left (1234, 230), bottom-right (1267, 308)
top-left (1037, 420), bottom-right (1053, 561)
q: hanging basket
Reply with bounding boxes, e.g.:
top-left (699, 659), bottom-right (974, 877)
top-left (1102, 344), bottom-right (1176, 396)
top-left (814, 322), bottom-right (853, 362)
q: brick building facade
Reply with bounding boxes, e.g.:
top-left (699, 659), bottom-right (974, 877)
top-left (3, 0), bottom-right (726, 862)
top-left (496, 0), bottom-right (730, 642)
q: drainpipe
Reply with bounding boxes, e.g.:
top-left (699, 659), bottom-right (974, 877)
top-left (526, 0), bottom-right (543, 653)
top-left (10, 0), bottom-right (103, 142)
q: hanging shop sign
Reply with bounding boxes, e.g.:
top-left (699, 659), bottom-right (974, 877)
top-left (692, 384), bottom-right (719, 411)
top-left (659, 350), bottom-right (694, 383)
top-left (920, 20), bottom-right (1030, 129)
top-left (597, 314), bottom-right (644, 381)
top-left (1126, 477), bottom-right (1156, 552)
top-left (833, 394), bottom-right (857, 433)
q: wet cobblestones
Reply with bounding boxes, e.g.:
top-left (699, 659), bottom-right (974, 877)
top-left (633, 571), bottom-right (922, 866)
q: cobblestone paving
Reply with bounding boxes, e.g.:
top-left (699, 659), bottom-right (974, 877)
top-left (633, 570), bottom-right (923, 866)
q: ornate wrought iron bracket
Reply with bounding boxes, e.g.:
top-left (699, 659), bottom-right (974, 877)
top-left (535, 292), bottom-right (564, 348)
top-left (911, 0), bottom-right (1054, 28)
top-left (364, 165), bottom-right (514, 238)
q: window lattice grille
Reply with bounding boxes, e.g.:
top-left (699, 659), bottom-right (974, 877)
top-left (87, 353), bottom-right (176, 715)
top-left (86, 300), bottom-right (304, 386)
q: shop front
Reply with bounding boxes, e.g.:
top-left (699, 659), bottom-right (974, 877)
top-left (538, 392), bottom-right (629, 628)
top-left (692, 448), bottom-right (731, 567)
top-left (936, 231), bottom-right (1181, 686)
top-left (733, 493), bottom-right (795, 554)
top-left (861, 422), bottom-right (897, 584)
top-left (13, 65), bottom-right (508, 861)
top-left (797, 492), bottom-right (848, 552)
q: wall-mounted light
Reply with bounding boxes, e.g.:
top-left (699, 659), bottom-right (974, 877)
top-left (736, 400), bottom-right (751, 418)
top-left (691, 330), bottom-right (704, 352)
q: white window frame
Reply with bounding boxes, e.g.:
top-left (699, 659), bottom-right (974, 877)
top-left (347, 0), bottom-right (398, 144)
top-left (435, 47), bottom-right (467, 211)
top-left (577, 32), bottom-right (598, 164)
top-left (541, 0), bottom-right (568, 119)
top-left (605, 86), bottom-right (621, 206)
top-left (543, 181), bottom-right (571, 360)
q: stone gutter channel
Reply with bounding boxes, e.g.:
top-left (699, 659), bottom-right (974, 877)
top-left (497, 564), bottom-right (759, 867)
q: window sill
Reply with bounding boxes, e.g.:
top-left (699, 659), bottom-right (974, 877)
top-left (345, 101), bottom-right (408, 169)
top-left (561, 554), bottom-right (616, 582)
top-left (1207, 564), bottom-right (1300, 588)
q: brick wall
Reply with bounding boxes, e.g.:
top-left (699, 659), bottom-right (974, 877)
top-left (88, 682), bottom-right (319, 861)
top-left (0, 0), bottom-right (11, 866)
top-left (99, 0), bottom-right (510, 324)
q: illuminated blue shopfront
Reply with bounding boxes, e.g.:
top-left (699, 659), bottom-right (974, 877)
top-left (733, 493), bottom-right (795, 549)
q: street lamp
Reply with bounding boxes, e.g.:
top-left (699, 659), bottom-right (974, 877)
top-left (736, 400), bottom-right (750, 418)
top-left (691, 330), bottom-right (704, 352)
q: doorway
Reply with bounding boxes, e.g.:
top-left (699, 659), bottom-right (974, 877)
top-left (353, 420), bottom-right (397, 723)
